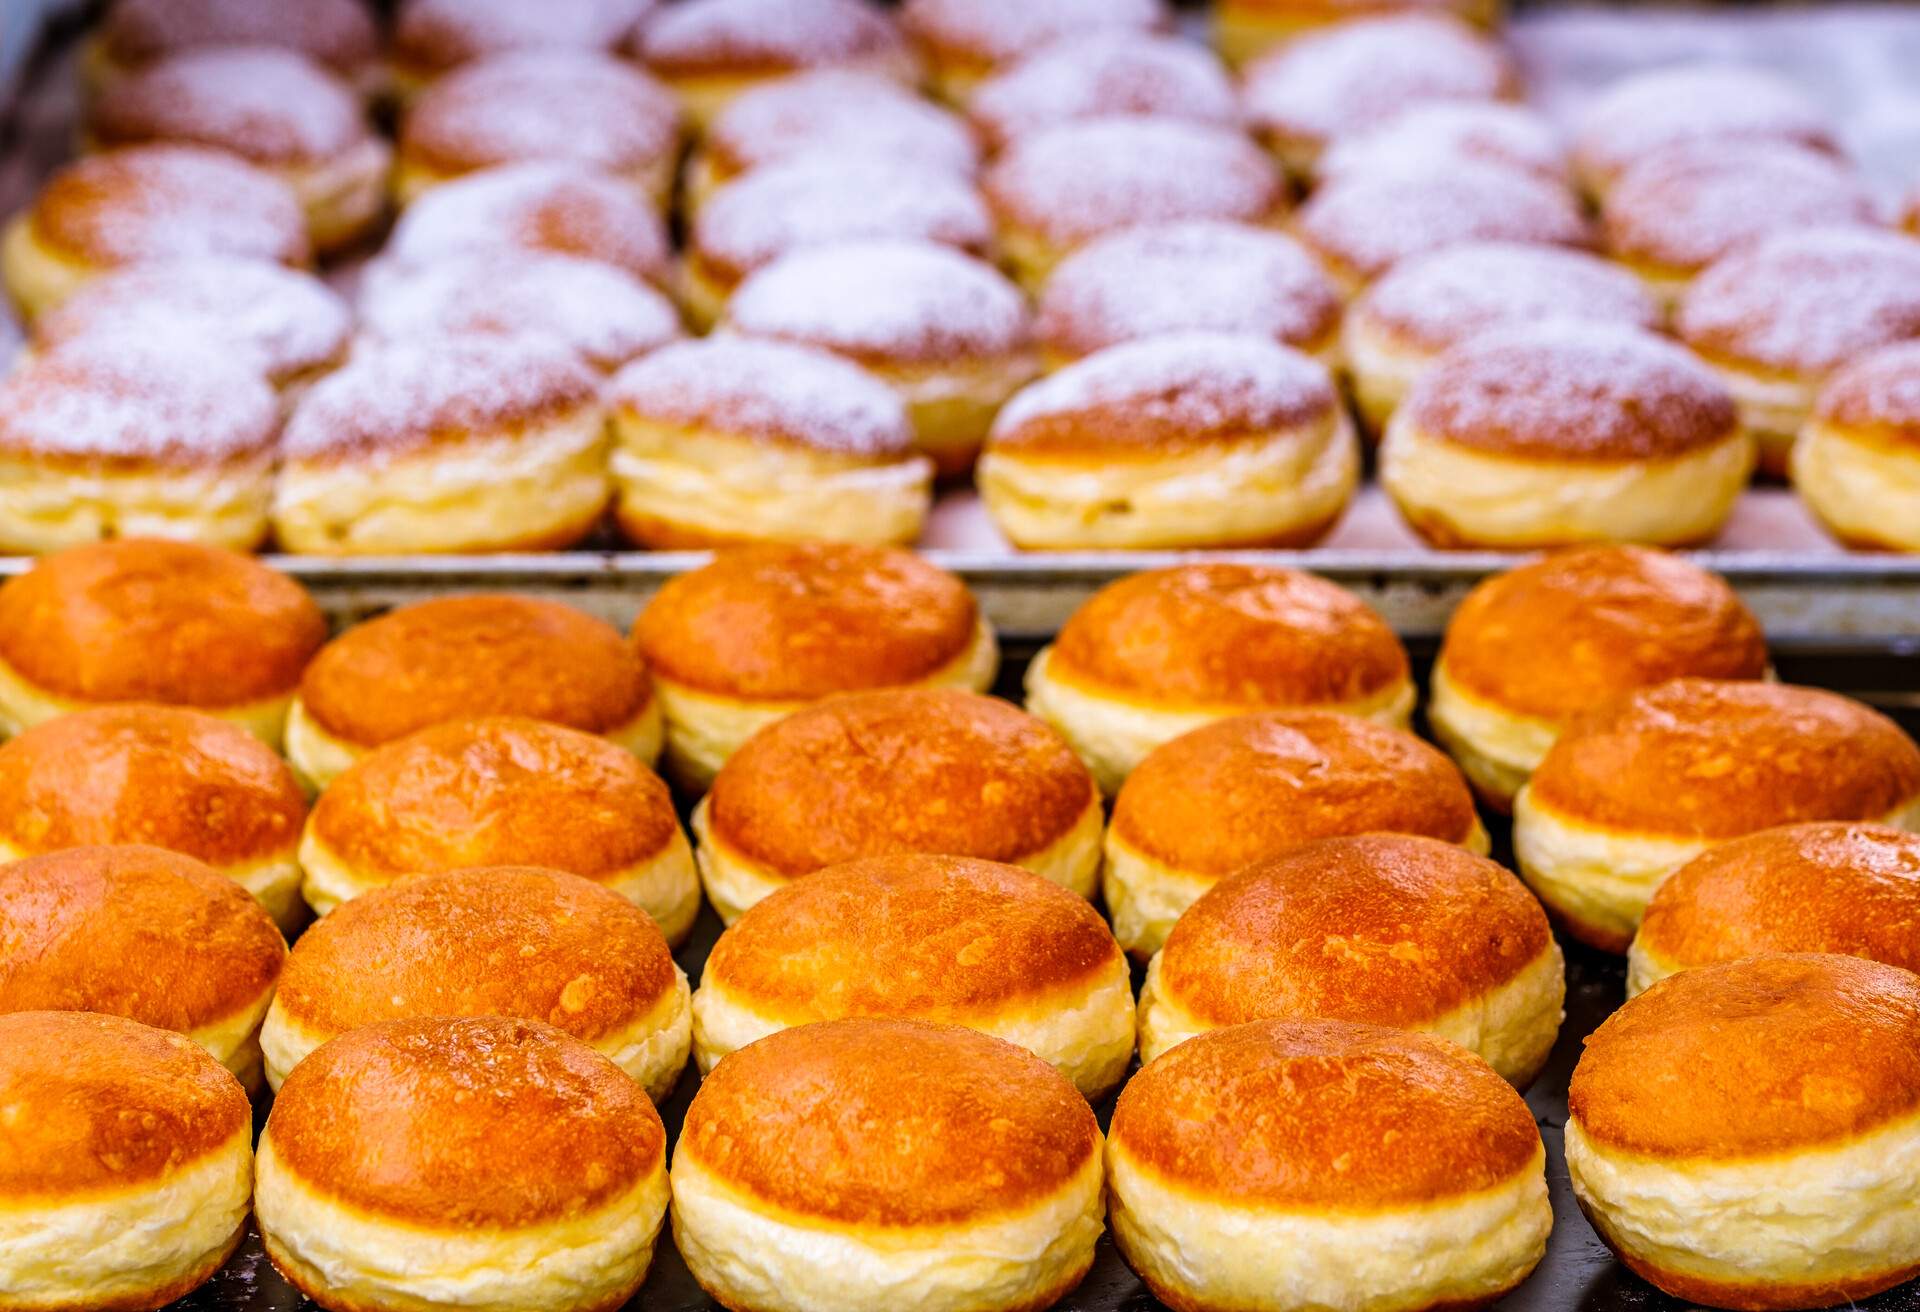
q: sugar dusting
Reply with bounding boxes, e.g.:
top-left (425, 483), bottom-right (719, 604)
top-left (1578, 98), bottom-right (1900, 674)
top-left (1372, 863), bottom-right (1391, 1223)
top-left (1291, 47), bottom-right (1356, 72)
top-left (396, 0), bottom-right (651, 68)
top-left (35, 145), bottom-right (308, 266)
top-left (101, 0), bottom-right (378, 71)
top-left (900, 0), bottom-right (1166, 65)
top-left (1816, 340), bottom-right (1920, 432)
top-left (967, 31), bottom-right (1238, 150)
top-left (402, 51), bottom-right (680, 171)
top-left (1571, 63), bottom-right (1840, 189)
top-left (90, 45), bottom-right (369, 164)
top-left (639, 0), bottom-right (906, 69)
top-left (708, 71), bottom-right (978, 177)
top-left (1317, 103), bottom-right (1568, 187)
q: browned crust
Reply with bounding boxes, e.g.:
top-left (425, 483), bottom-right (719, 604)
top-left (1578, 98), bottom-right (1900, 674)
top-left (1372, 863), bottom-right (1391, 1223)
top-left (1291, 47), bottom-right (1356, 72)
top-left (0, 540), bottom-right (323, 709)
top-left (0, 1010), bottom-right (249, 1196)
top-left (1158, 834), bottom-right (1550, 1028)
top-left (678, 1017), bottom-right (1098, 1226)
top-left (275, 867), bottom-right (677, 1041)
top-left (1527, 679), bottom-right (1920, 839)
top-left (634, 543), bottom-right (978, 701)
top-left (704, 854), bottom-right (1121, 1018)
top-left (1439, 546), bottom-right (1767, 721)
top-left (266, 1016), bottom-right (665, 1228)
top-left (706, 688), bottom-right (1096, 878)
top-left (1812, 340), bottom-right (1920, 451)
top-left (1571, 953), bottom-right (1920, 1158)
top-left (1111, 711), bottom-right (1479, 875)
top-left (990, 380), bottom-right (1334, 459)
top-left (99, 0), bottom-right (379, 74)
top-left (1047, 564), bottom-right (1406, 707)
top-left (1113, 1019), bottom-right (1540, 1207)
top-left (297, 595), bottom-right (650, 750)
top-left (0, 705), bottom-right (305, 865)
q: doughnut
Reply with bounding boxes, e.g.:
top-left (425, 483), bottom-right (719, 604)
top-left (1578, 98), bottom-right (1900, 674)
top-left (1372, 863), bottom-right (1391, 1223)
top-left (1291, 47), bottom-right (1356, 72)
top-left (395, 52), bottom-right (683, 208)
top-left (966, 31), bottom-right (1239, 154)
top-left (1630, 823), bottom-right (1920, 997)
top-left (1793, 340), bottom-right (1920, 552)
top-left (723, 240), bottom-right (1036, 475)
top-left (0, 539), bottom-right (325, 749)
top-left (88, 47), bottom-right (389, 253)
top-left (1380, 322), bottom-right (1752, 549)
top-left (1429, 545), bottom-right (1768, 810)
top-left (693, 687), bottom-right (1101, 922)
top-left (982, 117), bottom-right (1286, 291)
top-left (0, 336), bottom-right (278, 554)
top-left (255, 1016), bottom-right (670, 1312)
top-left (1567, 954), bottom-right (1920, 1308)
top-left (1, 145), bottom-right (307, 323)
top-left (0, 705), bottom-right (307, 932)
top-left (1104, 711), bottom-right (1486, 957)
top-left (1241, 14), bottom-right (1517, 178)
top-left (635, 0), bottom-right (917, 129)
top-left (285, 593), bottom-right (660, 791)
top-left (1138, 834), bottom-right (1563, 1085)
top-left (685, 155), bottom-right (992, 328)
top-left (900, 0), bottom-right (1168, 103)
top-left (1345, 242), bottom-right (1660, 432)
top-left (1317, 102), bottom-right (1569, 190)
top-left (671, 1018), bottom-right (1103, 1312)
top-left (1025, 563), bottom-right (1412, 794)
top-left (272, 336), bottom-right (610, 557)
top-left (1035, 220), bottom-right (1342, 369)
top-left (0, 1011), bottom-right (251, 1312)
top-left (1679, 227), bottom-right (1920, 477)
top-left (978, 332), bottom-right (1358, 551)
top-left (297, 716), bottom-right (698, 941)
top-left (690, 853), bottom-right (1133, 1096)
top-left (262, 866), bottom-right (690, 1097)
top-left (1512, 678), bottom-right (1920, 951)
top-left (1600, 140), bottom-right (1876, 310)
top-left (633, 542), bottom-right (997, 789)
top-left (1109, 1020), bottom-right (1550, 1312)
top-left (1212, 0), bottom-right (1504, 68)
top-left (607, 337), bottom-right (933, 548)
top-left (390, 0), bottom-right (653, 101)
top-left (87, 0), bottom-right (378, 94)
top-left (0, 845), bottom-right (285, 1090)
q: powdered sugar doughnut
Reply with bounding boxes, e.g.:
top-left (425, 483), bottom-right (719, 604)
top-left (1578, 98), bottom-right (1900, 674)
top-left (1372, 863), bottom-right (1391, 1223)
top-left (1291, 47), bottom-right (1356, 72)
top-left (1318, 103), bottom-right (1568, 189)
top-left (902, 0), bottom-right (1168, 103)
top-left (390, 0), bottom-right (655, 100)
top-left (967, 33), bottom-right (1238, 154)
top-left (1212, 0), bottom-right (1501, 68)
top-left (1794, 341), bottom-right (1920, 552)
top-left (88, 0), bottom-right (378, 94)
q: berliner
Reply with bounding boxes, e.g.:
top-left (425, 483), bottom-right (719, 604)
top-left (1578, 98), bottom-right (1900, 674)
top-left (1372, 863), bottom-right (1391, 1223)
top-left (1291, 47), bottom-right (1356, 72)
top-left (1380, 322), bottom-right (1752, 549)
top-left (1571, 63), bottom-right (1841, 200)
top-left (261, 867), bottom-right (690, 1097)
top-left (86, 0), bottom-right (378, 94)
top-left (672, 1018), bottom-right (1104, 1312)
top-left (1241, 15), bottom-right (1517, 179)
top-left (983, 117), bottom-right (1286, 291)
top-left (1105, 711), bottom-right (1487, 956)
top-left (1513, 678), bottom-right (1920, 951)
top-left (297, 716), bottom-right (698, 941)
top-left (1345, 242), bottom-right (1661, 432)
top-left (395, 52), bottom-right (683, 209)
top-left (0, 705), bottom-right (308, 932)
top-left (1, 145), bottom-right (307, 324)
top-left (1291, 162), bottom-right (1593, 296)
top-left (285, 594), bottom-right (660, 791)
top-left (0, 1011), bottom-right (252, 1312)
top-left (1794, 339), bottom-right (1920, 552)
top-left (1567, 954), bottom-right (1920, 1309)
top-left (381, 161), bottom-right (674, 289)
top-left (684, 155), bottom-right (993, 329)
top-left (1630, 823), bottom-right (1920, 997)
top-left (1025, 563), bottom-right (1413, 794)
top-left (635, 0), bottom-right (917, 129)
top-left (359, 251), bottom-right (683, 374)
top-left (608, 337), bottom-right (933, 548)
top-left (1138, 835), bottom-right (1563, 1084)
top-left (693, 687), bottom-right (1101, 922)
top-left (0, 845), bottom-right (285, 1089)
top-left (1317, 102), bottom-right (1569, 189)
top-left (88, 46), bottom-right (389, 253)
top-left (1601, 141), bottom-right (1876, 310)
top-left (900, 0), bottom-right (1169, 104)
top-left (0, 336), bottom-right (278, 555)
top-left (1212, 0), bottom-right (1502, 67)
top-left (389, 0), bottom-right (652, 101)
top-left (255, 1016), bottom-right (670, 1312)
top-left (724, 240), bottom-right (1036, 475)
top-left (692, 853), bottom-right (1133, 1095)
top-left (633, 542), bottom-right (997, 789)
top-left (1680, 228), bottom-right (1920, 478)
top-left (966, 32), bottom-right (1239, 154)
top-left (978, 332), bottom-right (1358, 551)
top-left (1035, 221), bottom-right (1342, 369)
top-left (1429, 545), bottom-right (1768, 810)
top-left (0, 539), bottom-right (325, 748)
top-left (272, 336), bottom-right (610, 557)
top-left (1109, 1020), bottom-right (1550, 1312)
